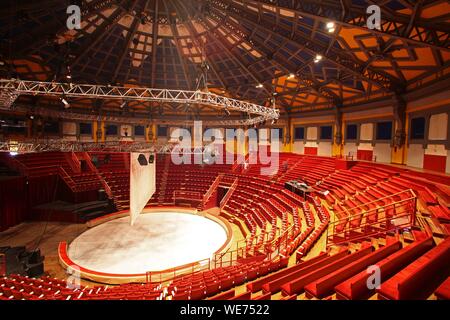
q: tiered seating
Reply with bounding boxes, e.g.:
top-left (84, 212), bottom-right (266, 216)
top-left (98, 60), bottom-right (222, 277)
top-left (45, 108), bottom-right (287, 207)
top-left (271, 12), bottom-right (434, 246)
top-left (304, 241), bottom-right (402, 299)
top-left (434, 276), bottom-right (450, 300)
top-left (15, 152), bottom-right (101, 191)
top-left (335, 236), bottom-right (434, 300)
top-left (90, 152), bottom-right (130, 210)
top-left (282, 245), bottom-right (374, 296)
top-left (377, 237), bottom-right (450, 300)
top-left (170, 258), bottom-right (288, 300)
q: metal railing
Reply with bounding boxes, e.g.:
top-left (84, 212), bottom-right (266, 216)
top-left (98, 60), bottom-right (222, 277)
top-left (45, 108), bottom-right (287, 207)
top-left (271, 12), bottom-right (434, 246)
top-left (219, 177), bottom-right (239, 209)
top-left (146, 258), bottom-right (211, 284)
top-left (202, 174), bottom-right (223, 205)
top-left (326, 189), bottom-right (417, 246)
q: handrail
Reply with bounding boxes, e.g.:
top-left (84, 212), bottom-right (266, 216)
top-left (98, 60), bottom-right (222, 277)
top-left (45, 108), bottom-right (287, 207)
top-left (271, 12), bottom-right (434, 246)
top-left (82, 152), bottom-right (113, 198)
top-left (203, 173), bottom-right (223, 204)
top-left (334, 189), bottom-right (416, 219)
top-left (146, 258), bottom-right (211, 283)
top-left (327, 188), bottom-right (417, 246)
top-left (173, 190), bottom-right (203, 201)
top-left (219, 177), bottom-right (239, 209)
top-left (64, 152), bottom-right (81, 173)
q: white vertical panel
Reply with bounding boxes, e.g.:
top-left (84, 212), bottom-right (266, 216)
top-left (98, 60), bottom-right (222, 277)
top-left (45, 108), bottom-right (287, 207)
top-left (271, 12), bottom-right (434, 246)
top-left (305, 141), bottom-right (318, 148)
top-left (446, 150), bottom-right (450, 174)
top-left (307, 127), bottom-right (318, 140)
top-left (428, 113), bottom-right (448, 140)
top-left (318, 142), bottom-right (332, 157)
top-left (360, 123), bottom-right (373, 141)
top-left (358, 142), bottom-right (374, 151)
top-left (425, 144), bottom-right (447, 156)
top-left (293, 141), bottom-right (305, 154)
top-left (406, 144), bottom-right (424, 169)
top-left (343, 142), bottom-right (358, 157)
top-left (373, 143), bottom-right (391, 163)
top-left (130, 152), bottom-right (156, 226)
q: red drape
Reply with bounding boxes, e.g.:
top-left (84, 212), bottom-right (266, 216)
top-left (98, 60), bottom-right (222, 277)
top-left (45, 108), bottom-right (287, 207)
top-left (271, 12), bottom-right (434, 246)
top-left (0, 177), bottom-right (28, 231)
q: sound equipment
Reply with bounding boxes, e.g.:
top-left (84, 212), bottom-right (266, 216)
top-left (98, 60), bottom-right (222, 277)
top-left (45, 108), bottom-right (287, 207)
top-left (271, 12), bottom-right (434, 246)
top-left (0, 246), bottom-right (45, 277)
top-left (98, 189), bottom-right (107, 201)
top-left (137, 154), bottom-right (148, 166)
top-left (285, 180), bottom-right (314, 200)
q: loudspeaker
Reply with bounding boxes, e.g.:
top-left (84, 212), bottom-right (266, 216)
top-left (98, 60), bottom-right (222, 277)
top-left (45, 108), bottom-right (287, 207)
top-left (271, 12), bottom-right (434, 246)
top-left (98, 189), bottom-right (107, 201)
top-left (26, 262), bottom-right (44, 277)
top-left (137, 154), bottom-right (148, 166)
top-left (149, 154), bottom-right (154, 164)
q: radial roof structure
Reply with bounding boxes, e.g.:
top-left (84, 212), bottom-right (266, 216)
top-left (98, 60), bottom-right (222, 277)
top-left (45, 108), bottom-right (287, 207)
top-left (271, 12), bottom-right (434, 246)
top-left (0, 0), bottom-right (449, 121)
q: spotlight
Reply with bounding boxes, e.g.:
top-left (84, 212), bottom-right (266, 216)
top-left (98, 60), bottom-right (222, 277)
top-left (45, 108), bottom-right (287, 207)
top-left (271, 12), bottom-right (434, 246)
top-left (288, 73), bottom-right (295, 79)
top-left (256, 83), bottom-right (263, 88)
top-left (61, 97), bottom-right (70, 109)
top-left (120, 101), bottom-right (127, 109)
top-left (314, 54), bottom-right (323, 63)
top-left (271, 119), bottom-right (276, 125)
top-left (326, 22), bottom-right (335, 33)
top-left (9, 151), bottom-right (18, 156)
top-left (29, 115), bottom-right (34, 120)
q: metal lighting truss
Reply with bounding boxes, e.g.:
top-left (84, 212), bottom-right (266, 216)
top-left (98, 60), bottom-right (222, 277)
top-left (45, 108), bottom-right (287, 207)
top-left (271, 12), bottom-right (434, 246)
top-left (0, 140), bottom-right (223, 154)
top-left (0, 79), bottom-right (279, 124)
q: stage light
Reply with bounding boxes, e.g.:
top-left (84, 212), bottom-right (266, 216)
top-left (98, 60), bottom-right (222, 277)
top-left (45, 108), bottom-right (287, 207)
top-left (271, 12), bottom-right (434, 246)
top-left (288, 73), bottom-right (295, 79)
top-left (29, 115), bottom-right (34, 120)
top-left (256, 83), bottom-right (263, 88)
top-left (314, 54), bottom-right (323, 63)
top-left (120, 101), bottom-right (127, 108)
top-left (9, 151), bottom-right (18, 156)
top-left (224, 108), bottom-right (230, 116)
top-left (326, 22), bottom-right (335, 33)
top-left (61, 98), bottom-right (70, 109)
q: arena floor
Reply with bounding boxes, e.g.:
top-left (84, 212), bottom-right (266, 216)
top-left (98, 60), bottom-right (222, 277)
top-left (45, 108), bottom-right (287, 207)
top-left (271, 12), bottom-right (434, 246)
top-left (67, 211), bottom-right (228, 274)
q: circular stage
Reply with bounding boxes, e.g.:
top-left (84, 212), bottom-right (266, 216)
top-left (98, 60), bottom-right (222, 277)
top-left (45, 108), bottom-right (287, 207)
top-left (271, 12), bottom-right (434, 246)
top-left (65, 209), bottom-right (230, 281)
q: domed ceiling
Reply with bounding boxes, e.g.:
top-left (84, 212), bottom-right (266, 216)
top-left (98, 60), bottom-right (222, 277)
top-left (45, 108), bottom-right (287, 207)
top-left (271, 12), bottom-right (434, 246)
top-left (0, 0), bottom-right (449, 120)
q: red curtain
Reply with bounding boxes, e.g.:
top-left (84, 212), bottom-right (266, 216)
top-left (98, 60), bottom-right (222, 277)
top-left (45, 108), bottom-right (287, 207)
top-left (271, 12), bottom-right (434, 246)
top-left (304, 147), bottom-right (318, 155)
top-left (423, 154), bottom-right (447, 173)
top-left (357, 149), bottom-right (373, 161)
top-left (0, 177), bottom-right (28, 231)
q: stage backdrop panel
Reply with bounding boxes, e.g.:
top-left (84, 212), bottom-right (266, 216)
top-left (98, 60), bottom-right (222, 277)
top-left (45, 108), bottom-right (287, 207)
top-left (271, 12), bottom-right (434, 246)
top-left (129, 152), bottom-right (156, 226)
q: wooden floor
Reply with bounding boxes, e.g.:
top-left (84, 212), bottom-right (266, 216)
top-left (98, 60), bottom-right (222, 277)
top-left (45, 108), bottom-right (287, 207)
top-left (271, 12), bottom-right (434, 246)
top-left (0, 221), bottom-right (88, 284)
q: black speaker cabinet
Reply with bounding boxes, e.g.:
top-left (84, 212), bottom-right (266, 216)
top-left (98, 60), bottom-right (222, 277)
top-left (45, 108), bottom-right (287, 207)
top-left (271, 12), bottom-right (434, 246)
top-left (98, 189), bottom-right (107, 201)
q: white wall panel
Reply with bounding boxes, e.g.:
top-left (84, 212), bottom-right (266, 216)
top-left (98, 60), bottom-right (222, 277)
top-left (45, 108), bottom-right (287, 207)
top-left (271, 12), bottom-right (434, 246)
top-left (425, 144), bottom-right (448, 156)
top-left (358, 142), bottom-right (373, 151)
top-left (318, 142), bottom-right (332, 157)
top-left (307, 127), bottom-right (318, 140)
top-left (428, 113), bottom-right (448, 140)
top-left (447, 150), bottom-right (450, 174)
top-left (293, 141), bottom-right (305, 154)
top-left (373, 143), bottom-right (391, 163)
top-left (343, 142), bottom-right (358, 157)
top-left (406, 144), bottom-right (424, 169)
top-left (360, 123), bottom-right (373, 141)
top-left (305, 141), bottom-right (318, 148)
